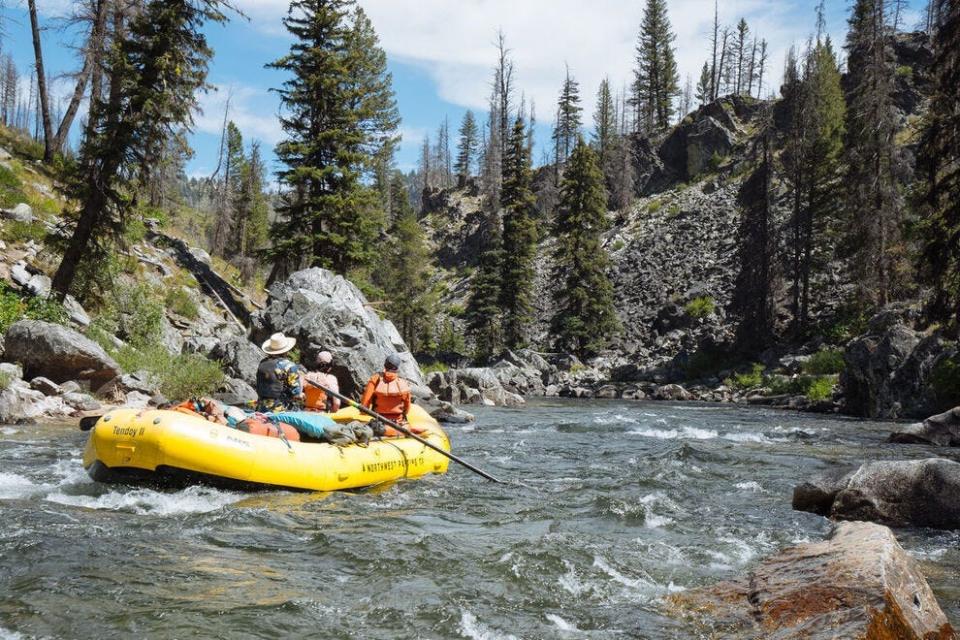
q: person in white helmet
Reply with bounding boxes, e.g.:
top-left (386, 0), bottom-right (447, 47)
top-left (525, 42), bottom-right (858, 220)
top-left (302, 350), bottom-right (341, 412)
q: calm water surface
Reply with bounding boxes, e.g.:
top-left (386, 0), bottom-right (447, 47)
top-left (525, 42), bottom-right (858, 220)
top-left (1, 400), bottom-right (959, 639)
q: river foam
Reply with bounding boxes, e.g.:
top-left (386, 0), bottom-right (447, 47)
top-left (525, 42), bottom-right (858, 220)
top-left (45, 485), bottom-right (243, 515)
top-left (459, 610), bottom-right (519, 640)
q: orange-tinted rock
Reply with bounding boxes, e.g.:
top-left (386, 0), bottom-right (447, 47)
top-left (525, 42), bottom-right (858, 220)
top-left (669, 522), bottom-right (955, 639)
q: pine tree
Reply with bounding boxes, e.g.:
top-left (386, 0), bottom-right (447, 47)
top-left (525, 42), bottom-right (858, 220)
top-left (917, 0), bottom-right (960, 326)
top-left (696, 62), bottom-right (711, 106)
top-left (266, 1), bottom-right (399, 284)
top-left (733, 113), bottom-right (778, 351)
top-left (52, 0), bottom-right (230, 299)
top-left (550, 138), bottom-right (620, 357)
top-left (632, 0), bottom-right (680, 133)
top-left (552, 66), bottom-right (582, 168)
top-left (592, 78), bottom-right (616, 164)
top-left (466, 207), bottom-right (504, 361)
top-left (384, 173), bottom-right (436, 352)
top-left (499, 116), bottom-right (538, 350)
top-left (455, 110), bottom-right (478, 185)
top-left (211, 121), bottom-right (244, 257)
top-left (235, 141), bottom-right (270, 261)
top-left (843, 0), bottom-right (904, 308)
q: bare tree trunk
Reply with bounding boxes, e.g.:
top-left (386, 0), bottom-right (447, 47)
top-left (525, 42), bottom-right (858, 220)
top-left (28, 0), bottom-right (56, 162)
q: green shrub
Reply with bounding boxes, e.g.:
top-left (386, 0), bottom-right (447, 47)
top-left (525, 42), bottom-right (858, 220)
top-left (0, 370), bottom-right (11, 390)
top-left (805, 376), bottom-right (836, 402)
top-left (728, 363), bottom-right (764, 390)
top-left (0, 283), bottom-right (67, 334)
top-left (114, 344), bottom-right (224, 401)
top-left (802, 348), bottom-right (845, 375)
top-left (685, 296), bottom-right (716, 319)
top-left (421, 361), bottom-right (449, 375)
top-left (0, 220), bottom-right (47, 244)
top-left (97, 282), bottom-right (165, 348)
top-left (666, 203), bottom-right (682, 218)
top-left (165, 287), bottom-right (199, 320)
top-left (647, 200), bottom-right (663, 214)
top-left (0, 164), bottom-right (25, 209)
top-left (895, 65), bottom-right (913, 78)
top-left (437, 319), bottom-right (465, 353)
top-left (709, 151), bottom-right (726, 171)
top-left (610, 239), bottom-right (625, 252)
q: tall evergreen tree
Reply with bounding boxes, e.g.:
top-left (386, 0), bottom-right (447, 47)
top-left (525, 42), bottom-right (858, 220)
top-left (466, 207), bottom-right (504, 361)
top-left (455, 110), bottom-right (478, 184)
top-left (843, 0), bottom-right (904, 308)
top-left (592, 77), bottom-right (616, 164)
top-left (266, 1), bottom-right (399, 284)
top-left (916, 0), bottom-right (960, 326)
top-left (210, 121), bottom-right (244, 257)
top-left (234, 141), bottom-right (270, 261)
top-left (552, 66), bottom-right (582, 168)
top-left (550, 138), bottom-right (620, 357)
top-left (696, 62), bottom-right (711, 106)
top-left (384, 173), bottom-right (436, 352)
top-left (734, 18), bottom-right (749, 95)
top-left (733, 113), bottom-right (778, 351)
top-left (52, 0), bottom-right (231, 298)
top-left (632, 0), bottom-right (680, 132)
top-left (499, 116), bottom-right (538, 350)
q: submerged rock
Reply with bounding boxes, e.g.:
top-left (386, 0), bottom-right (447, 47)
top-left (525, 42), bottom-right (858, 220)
top-left (793, 458), bottom-right (960, 529)
top-left (669, 521), bottom-right (954, 639)
top-left (4, 320), bottom-right (120, 388)
top-left (889, 406), bottom-right (960, 446)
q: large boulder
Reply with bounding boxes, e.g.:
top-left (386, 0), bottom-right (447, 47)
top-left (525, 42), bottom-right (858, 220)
top-left (4, 320), bottom-right (120, 387)
top-left (890, 406), bottom-right (960, 446)
top-left (427, 367), bottom-right (525, 407)
top-left (251, 268), bottom-right (427, 397)
top-left (793, 458), bottom-right (960, 529)
top-left (208, 337), bottom-right (264, 386)
top-left (659, 100), bottom-right (738, 182)
top-left (840, 307), bottom-right (958, 419)
top-left (669, 521), bottom-right (954, 639)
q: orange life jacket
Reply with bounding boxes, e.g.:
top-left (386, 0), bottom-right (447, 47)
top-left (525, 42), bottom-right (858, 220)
top-left (368, 373), bottom-right (410, 419)
top-left (303, 384), bottom-right (327, 411)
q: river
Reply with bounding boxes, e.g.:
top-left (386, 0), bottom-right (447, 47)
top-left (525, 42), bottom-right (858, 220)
top-left (1, 400), bottom-right (958, 639)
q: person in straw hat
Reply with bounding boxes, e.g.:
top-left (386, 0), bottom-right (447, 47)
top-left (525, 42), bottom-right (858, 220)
top-left (255, 332), bottom-right (303, 412)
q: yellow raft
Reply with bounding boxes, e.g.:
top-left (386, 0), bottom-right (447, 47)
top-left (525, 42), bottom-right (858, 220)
top-left (82, 404), bottom-right (450, 491)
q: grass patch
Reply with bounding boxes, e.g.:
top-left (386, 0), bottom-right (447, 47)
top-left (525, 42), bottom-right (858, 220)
top-left (646, 199), bottom-right (663, 214)
top-left (802, 348), bottom-right (845, 375)
top-left (726, 363), bottom-right (764, 390)
top-left (0, 370), bottom-right (12, 391)
top-left (0, 282), bottom-right (68, 334)
top-left (610, 239), bottom-right (625, 252)
top-left (0, 163), bottom-right (25, 209)
top-left (767, 374), bottom-right (838, 401)
top-left (0, 220), bottom-right (47, 244)
top-left (685, 296), bottom-right (715, 319)
top-left (666, 203), bottom-right (682, 218)
top-left (114, 344), bottom-right (224, 400)
top-left (165, 287), bottom-right (199, 320)
top-left (94, 282), bottom-right (165, 347)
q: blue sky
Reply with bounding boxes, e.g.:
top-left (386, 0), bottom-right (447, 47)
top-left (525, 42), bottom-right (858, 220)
top-left (5, 0), bottom-right (926, 181)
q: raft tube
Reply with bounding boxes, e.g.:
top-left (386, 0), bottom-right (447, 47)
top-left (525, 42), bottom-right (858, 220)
top-left (82, 405), bottom-right (450, 491)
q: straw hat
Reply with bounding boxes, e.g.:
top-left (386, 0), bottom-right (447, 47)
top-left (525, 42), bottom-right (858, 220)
top-left (261, 332), bottom-right (296, 355)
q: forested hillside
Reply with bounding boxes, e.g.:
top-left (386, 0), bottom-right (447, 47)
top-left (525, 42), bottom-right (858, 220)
top-left (0, 0), bottom-right (957, 419)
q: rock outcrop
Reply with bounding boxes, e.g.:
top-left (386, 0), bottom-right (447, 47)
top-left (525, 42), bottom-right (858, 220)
top-left (4, 320), bottom-right (120, 388)
top-left (890, 406), bottom-right (960, 446)
top-left (250, 268), bottom-right (427, 397)
top-left (208, 336), bottom-right (263, 386)
top-left (841, 307), bottom-right (959, 419)
top-left (793, 458), bottom-right (960, 529)
top-left (669, 521), bottom-right (954, 639)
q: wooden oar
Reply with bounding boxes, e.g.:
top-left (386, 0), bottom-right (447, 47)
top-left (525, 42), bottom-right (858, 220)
top-left (305, 379), bottom-right (505, 484)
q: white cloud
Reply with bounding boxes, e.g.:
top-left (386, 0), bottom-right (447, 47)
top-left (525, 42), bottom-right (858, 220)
top-left (231, 0), bottom-right (825, 124)
top-left (194, 82), bottom-right (283, 146)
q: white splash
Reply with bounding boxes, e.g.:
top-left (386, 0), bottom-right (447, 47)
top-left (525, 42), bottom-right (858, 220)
top-left (545, 613), bottom-right (578, 631)
top-left (734, 481), bottom-right (764, 492)
top-left (0, 472), bottom-right (47, 500)
top-left (458, 609), bottom-right (519, 640)
top-left (46, 485), bottom-right (242, 515)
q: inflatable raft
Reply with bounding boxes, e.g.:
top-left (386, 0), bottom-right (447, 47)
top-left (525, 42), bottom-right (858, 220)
top-left (82, 404), bottom-right (450, 491)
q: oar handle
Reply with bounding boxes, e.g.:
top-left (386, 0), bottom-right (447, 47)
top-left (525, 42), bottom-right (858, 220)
top-left (306, 379), bottom-right (505, 484)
